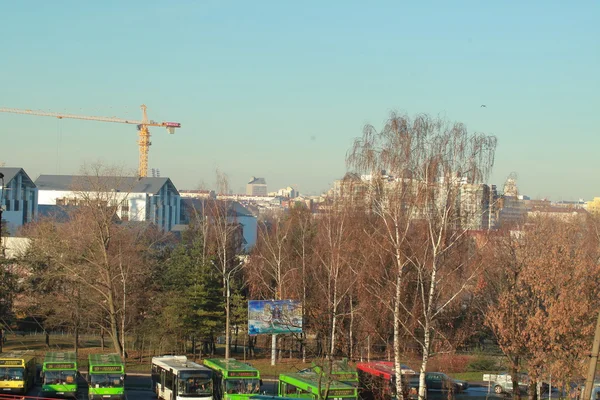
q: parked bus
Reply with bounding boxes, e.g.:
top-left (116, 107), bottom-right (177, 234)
top-left (87, 354), bottom-right (125, 400)
top-left (0, 351), bottom-right (36, 394)
top-left (278, 372), bottom-right (358, 400)
top-left (42, 351), bottom-right (78, 397)
top-left (311, 359), bottom-right (358, 387)
top-left (356, 362), bottom-right (417, 400)
top-left (152, 355), bottom-right (213, 400)
top-left (203, 358), bottom-right (261, 400)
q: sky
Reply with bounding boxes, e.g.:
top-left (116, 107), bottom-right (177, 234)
top-left (1, 1), bottom-right (598, 200)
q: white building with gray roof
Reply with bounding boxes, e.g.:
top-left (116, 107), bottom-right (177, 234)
top-left (35, 174), bottom-right (181, 231)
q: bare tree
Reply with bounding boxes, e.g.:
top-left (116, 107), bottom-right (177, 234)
top-left (347, 112), bottom-right (496, 400)
top-left (209, 170), bottom-right (244, 359)
top-left (246, 213), bottom-right (297, 365)
top-left (22, 164), bottom-right (159, 355)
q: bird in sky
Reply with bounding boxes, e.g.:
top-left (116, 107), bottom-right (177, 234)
top-left (481, 105), bottom-right (487, 108)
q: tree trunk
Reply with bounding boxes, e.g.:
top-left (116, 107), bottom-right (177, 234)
top-left (512, 357), bottom-right (520, 400)
top-left (418, 323), bottom-right (431, 400)
top-left (108, 293), bottom-right (124, 355)
top-left (74, 325), bottom-right (79, 354)
top-left (349, 296), bottom-right (354, 360)
top-left (394, 273), bottom-right (405, 400)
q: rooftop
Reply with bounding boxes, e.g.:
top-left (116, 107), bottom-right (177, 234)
top-left (0, 167), bottom-right (35, 187)
top-left (35, 175), bottom-right (177, 195)
top-left (248, 177), bottom-right (266, 185)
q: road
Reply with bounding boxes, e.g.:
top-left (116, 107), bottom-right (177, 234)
top-left (20, 377), bottom-right (563, 400)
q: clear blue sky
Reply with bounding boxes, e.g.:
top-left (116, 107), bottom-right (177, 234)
top-left (1, 1), bottom-right (598, 199)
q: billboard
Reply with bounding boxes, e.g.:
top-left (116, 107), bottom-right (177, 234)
top-left (248, 300), bottom-right (302, 335)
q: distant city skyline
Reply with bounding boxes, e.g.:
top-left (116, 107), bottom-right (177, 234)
top-left (2, 1), bottom-right (598, 201)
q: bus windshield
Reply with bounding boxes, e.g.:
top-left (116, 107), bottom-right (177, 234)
top-left (0, 368), bottom-right (24, 381)
top-left (225, 379), bottom-right (260, 395)
top-left (178, 376), bottom-right (213, 396)
top-left (44, 370), bottom-right (77, 385)
top-left (90, 374), bottom-right (124, 388)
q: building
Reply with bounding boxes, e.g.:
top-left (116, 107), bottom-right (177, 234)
top-left (527, 206), bottom-right (587, 221)
top-left (586, 198), bottom-right (600, 214)
top-left (35, 174), bottom-right (181, 231)
top-left (269, 186), bottom-right (298, 198)
top-left (459, 183), bottom-right (497, 230)
top-left (179, 189), bottom-right (217, 199)
top-left (246, 177), bottom-right (267, 196)
top-left (179, 198), bottom-right (258, 251)
top-left (0, 167), bottom-right (38, 235)
top-left (497, 196), bottom-right (528, 227)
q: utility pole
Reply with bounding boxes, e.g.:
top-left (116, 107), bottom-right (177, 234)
top-left (584, 309), bottom-right (600, 400)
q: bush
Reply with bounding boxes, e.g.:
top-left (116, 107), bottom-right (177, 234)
top-left (428, 354), bottom-right (471, 373)
top-left (466, 356), bottom-right (498, 372)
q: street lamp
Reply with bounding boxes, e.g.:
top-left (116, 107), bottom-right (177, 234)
top-left (213, 258), bottom-right (246, 359)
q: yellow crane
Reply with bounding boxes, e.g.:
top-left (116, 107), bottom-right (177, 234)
top-left (0, 104), bottom-right (181, 177)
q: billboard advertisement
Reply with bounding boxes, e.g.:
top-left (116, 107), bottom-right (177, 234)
top-left (248, 300), bottom-right (302, 335)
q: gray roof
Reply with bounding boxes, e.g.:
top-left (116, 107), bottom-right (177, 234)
top-left (248, 177), bottom-right (266, 185)
top-left (0, 167), bottom-right (36, 187)
top-left (35, 175), bottom-right (178, 195)
top-left (181, 198), bottom-right (254, 221)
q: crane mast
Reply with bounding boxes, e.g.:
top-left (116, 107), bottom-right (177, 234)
top-left (0, 104), bottom-right (181, 177)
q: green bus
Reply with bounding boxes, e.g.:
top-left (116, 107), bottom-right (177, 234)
top-left (0, 351), bottom-right (36, 394)
top-left (87, 354), bottom-right (125, 400)
top-left (203, 358), bottom-right (261, 400)
top-left (42, 351), bottom-right (78, 397)
top-left (311, 359), bottom-right (358, 387)
top-left (278, 372), bottom-right (358, 400)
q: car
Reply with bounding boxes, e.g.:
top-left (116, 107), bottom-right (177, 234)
top-left (492, 372), bottom-right (528, 394)
top-left (407, 372), bottom-right (467, 393)
top-left (492, 372), bottom-right (549, 395)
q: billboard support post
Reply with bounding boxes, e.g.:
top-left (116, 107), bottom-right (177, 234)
top-left (271, 334), bottom-right (277, 366)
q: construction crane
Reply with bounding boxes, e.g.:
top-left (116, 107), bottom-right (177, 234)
top-left (0, 104), bottom-right (181, 177)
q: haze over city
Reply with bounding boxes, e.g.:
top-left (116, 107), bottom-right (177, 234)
top-left (1, 1), bottom-right (598, 200)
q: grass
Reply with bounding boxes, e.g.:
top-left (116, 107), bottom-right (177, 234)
top-left (448, 372), bottom-right (486, 381)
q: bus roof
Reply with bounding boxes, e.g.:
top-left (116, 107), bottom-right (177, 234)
top-left (203, 359), bottom-right (259, 374)
top-left (44, 352), bottom-right (77, 364)
top-left (0, 351), bottom-right (35, 363)
top-left (279, 372), bottom-right (355, 391)
top-left (356, 361), bottom-right (415, 380)
top-left (356, 361), bottom-right (395, 379)
top-left (312, 360), bottom-right (357, 375)
top-left (89, 353), bottom-right (123, 366)
top-left (152, 356), bottom-right (212, 374)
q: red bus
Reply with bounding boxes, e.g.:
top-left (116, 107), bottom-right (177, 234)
top-left (356, 362), bottom-right (417, 400)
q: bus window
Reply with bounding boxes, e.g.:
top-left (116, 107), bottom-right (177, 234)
top-left (0, 368), bottom-right (24, 381)
top-left (165, 371), bottom-right (173, 390)
top-left (286, 383), bottom-right (297, 395)
top-left (226, 379), bottom-right (260, 394)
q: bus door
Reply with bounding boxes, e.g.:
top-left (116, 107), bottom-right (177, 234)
top-left (160, 368), bottom-right (166, 395)
top-left (213, 372), bottom-right (223, 400)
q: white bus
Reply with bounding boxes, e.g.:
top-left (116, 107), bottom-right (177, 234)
top-left (152, 356), bottom-right (214, 400)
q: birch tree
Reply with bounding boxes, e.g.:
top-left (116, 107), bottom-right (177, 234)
top-left (347, 112), bottom-right (496, 400)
